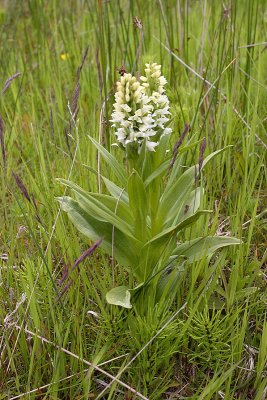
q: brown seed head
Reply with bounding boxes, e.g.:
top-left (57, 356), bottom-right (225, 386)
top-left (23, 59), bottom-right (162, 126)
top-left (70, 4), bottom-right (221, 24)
top-left (133, 16), bottom-right (143, 30)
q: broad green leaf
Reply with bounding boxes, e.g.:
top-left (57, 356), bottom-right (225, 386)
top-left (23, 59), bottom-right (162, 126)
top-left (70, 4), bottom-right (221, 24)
top-left (75, 192), bottom-right (134, 238)
top-left (128, 170), bottom-right (149, 241)
top-left (157, 165), bottom-right (195, 227)
top-left (81, 167), bottom-right (129, 204)
top-left (144, 158), bottom-right (171, 188)
top-left (146, 210), bottom-right (212, 248)
top-left (106, 286), bottom-right (132, 309)
top-left (170, 186), bottom-right (203, 226)
top-left (156, 262), bottom-right (185, 302)
top-left (102, 177), bottom-right (129, 203)
top-left (172, 236), bottom-right (241, 263)
top-left (164, 139), bottom-right (202, 192)
top-left (88, 136), bottom-right (128, 187)
top-left (140, 211), bottom-right (211, 278)
top-left (82, 164), bottom-right (98, 176)
top-left (58, 179), bottom-right (134, 238)
top-left (58, 196), bottom-right (110, 241)
top-left (59, 179), bottom-right (131, 223)
top-left (158, 147), bottom-right (232, 228)
top-left (58, 196), bottom-right (141, 269)
top-left (156, 235), bottom-right (239, 302)
top-left (128, 170), bottom-right (147, 213)
top-left (88, 193), bottom-right (133, 225)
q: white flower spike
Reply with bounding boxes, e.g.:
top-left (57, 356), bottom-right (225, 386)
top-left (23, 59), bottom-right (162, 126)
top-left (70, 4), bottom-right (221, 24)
top-left (111, 64), bottom-right (172, 153)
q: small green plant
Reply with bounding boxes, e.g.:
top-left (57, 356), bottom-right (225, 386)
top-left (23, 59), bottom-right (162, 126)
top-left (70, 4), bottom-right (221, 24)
top-left (58, 63), bottom-right (240, 310)
top-left (188, 305), bottom-right (234, 366)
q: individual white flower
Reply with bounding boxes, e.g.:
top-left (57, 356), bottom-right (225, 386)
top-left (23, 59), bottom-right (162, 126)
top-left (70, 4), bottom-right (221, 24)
top-left (163, 127), bottom-right (172, 136)
top-left (146, 141), bottom-right (159, 151)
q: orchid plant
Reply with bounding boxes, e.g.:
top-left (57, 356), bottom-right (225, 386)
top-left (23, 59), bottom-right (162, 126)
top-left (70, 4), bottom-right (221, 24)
top-left (58, 63), bottom-right (240, 309)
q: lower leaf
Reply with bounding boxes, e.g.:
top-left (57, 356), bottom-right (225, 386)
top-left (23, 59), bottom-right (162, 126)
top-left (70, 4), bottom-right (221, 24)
top-left (106, 286), bottom-right (132, 309)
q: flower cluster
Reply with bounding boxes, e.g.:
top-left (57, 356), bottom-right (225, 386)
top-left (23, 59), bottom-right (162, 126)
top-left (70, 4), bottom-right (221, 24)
top-left (110, 63), bottom-right (172, 153)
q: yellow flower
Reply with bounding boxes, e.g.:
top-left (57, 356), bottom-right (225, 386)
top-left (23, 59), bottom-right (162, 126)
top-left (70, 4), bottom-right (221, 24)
top-left (60, 53), bottom-right (70, 61)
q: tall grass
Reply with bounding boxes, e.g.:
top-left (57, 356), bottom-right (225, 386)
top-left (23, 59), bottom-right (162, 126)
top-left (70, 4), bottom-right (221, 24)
top-left (0, 0), bottom-right (266, 398)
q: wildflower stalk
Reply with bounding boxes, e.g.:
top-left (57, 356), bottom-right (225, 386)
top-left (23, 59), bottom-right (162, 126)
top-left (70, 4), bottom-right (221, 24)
top-left (59, 63), bottom-right (240, 310)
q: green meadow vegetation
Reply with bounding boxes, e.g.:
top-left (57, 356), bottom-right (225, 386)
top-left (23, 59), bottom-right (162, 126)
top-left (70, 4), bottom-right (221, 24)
top-left (0, 0), bottom-right (267, 398)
